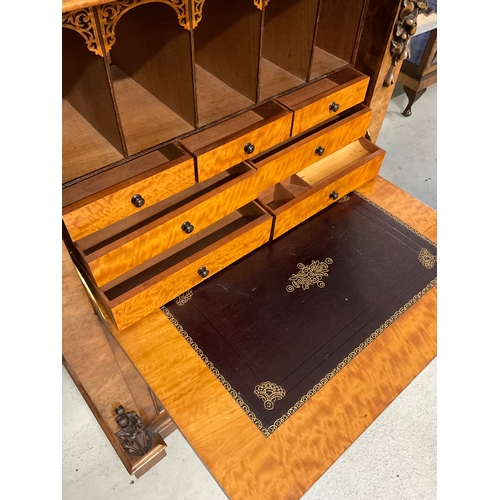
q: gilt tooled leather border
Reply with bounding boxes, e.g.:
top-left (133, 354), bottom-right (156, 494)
top-left (160, 190), bottom-right (437, 437)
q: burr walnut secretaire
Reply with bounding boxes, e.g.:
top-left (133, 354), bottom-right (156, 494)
top-left (62, 0), bottom-right (433, 486)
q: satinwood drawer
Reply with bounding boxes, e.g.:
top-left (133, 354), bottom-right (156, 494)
top-left (249, 105), bottom-right (372, 188)
top-left (278, 67), bottom-right (369, 136)
top-left (180, 101), bottom-right (293, 183)
top-left (97, 202), bottom-right (273, 330)
top-left (62, 144), bottom-right (195, 241)
top-left (72, 162), bottom-right (273, 287)
top-left (258, 138), bottom-right (385, 239)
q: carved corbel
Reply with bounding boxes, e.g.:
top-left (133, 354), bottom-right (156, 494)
top-left (383, 0), bottom-right (429, 87)
top-left (253, 0), bottom-right (270, 9)
top-left (62, 8), bottom-right (104, 57)
top-left (114, 405), bottom-right (153, 456)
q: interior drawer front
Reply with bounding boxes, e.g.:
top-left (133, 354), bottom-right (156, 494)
top-left (101, 203), bottom-right (273, 330)
top-left (77, 163), bottom-right (275, 287)
top-left (63, 146), bottom-right (195, 241)
top-left (180, 101), bottom-right (293, 182)
top-left (258, 138), bottom-right (385, 239)
top-left (251, 106), bottom-right (372, 188)
top-left (279, 68), bottom-right (369, 136)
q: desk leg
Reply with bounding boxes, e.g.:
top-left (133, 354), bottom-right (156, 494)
top-left (402, 87), bottom-right (427, 117)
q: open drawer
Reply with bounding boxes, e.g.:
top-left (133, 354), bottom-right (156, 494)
top-left (249, 105), bottom-right (372, 190)
top-left (62, 144), bottom-right (195, 241)
top-left (258, 138), bottom-right (385, 239)
top-left (96, 202), bottom-right (273, 330)
top-left (278, 67), bottom-right (369, 136)
top-left (71, 162), bottom-right (277, 287)
top-left (180, 101), bottom-right (292, 182)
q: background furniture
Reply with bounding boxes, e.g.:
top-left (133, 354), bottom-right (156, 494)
top-left (398, 1), bottom-right (437, 116)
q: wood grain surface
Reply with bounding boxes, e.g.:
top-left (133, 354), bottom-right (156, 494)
top-left (62, 241), bottom-right (176, 476)
top-left (271, 149), bottom-right (385, 239)
top-left (63, 156), bottom-right (195, 241)
top-left (285, 76), bottom-right (369, 136)
top-left (190, 112), bottom-right (292, 182)
top-left (110, 175), bottom-right (437, 499)
top-left (107, 209), bottom-right (273, 330)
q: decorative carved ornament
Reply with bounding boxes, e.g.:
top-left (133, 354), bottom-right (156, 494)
top-left (384, 0), bottom-right (429, 87)
top-left (62, 8), bottom-right (103, 56)
top-left (286, 258), bottom-right (333, 292)
top-left (253, 0), bottom-right (270, 10)
top-left (114, 405), bottom-right (153, 456)
top-left (418, 248), bottom-right (437, 269)
top-left (254, 382), bottom-right (286, 410)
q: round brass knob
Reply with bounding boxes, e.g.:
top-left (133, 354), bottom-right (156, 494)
top-left (329, 101), bottom-right (340, 112)
top-left (315, 146), bottom-right (325, 156)
top-left (244, 142), bottom-right (255, 154)
top-left (181, 221), bottom-right (194, 234)
top-left (198, 266), bottom-right (209, 278)
top-left (329, 191), bottom-right (339, 200)
top-left (131, 194), bottom-right (145, 208)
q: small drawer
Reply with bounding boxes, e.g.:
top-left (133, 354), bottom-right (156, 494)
top-left (180, 101), bottom-right (293, 182)
top-left (73, 162), bottom-right (270, 287)
top-left (62, 144), bottom-right (195, 241)
top-left (97, 202), bottom-right (273, 330)
top-left (258, 138), bottom-right (385, 239)
top-left (278, 67), bottom-right (369, 136)
top-left (249, 105), bottom-right (372, 189)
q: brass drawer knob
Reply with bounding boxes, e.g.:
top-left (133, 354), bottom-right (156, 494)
top-left (329, 191), bottom-right (339, 200)
top-left (181, 221), bottom-right (194, 234)
top-left (244, 142), bottom-right (255, 154)
top-left (315, 146), bottom-right (325, 156)
top-left (198, 266), bottom-right (209, 278)
top-left (131, 194), bottom-right (145, 208)
top-left (329, 101), bottom-right (340, 112)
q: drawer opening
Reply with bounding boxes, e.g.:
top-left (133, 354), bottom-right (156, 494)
top-left (193, 0), bottom-right (261, 126)
top-left (258, 176), bottom-right (311, 210)
top-left (310, 0), bottom-right (368, 80)
top-left (62, 143), bottom-right (190, 209)
top-left (296, 138), bottom-right (379, 187)
top-left (62, 28), bottom-right (125, 184)
top-left (101, 203), bottom-right (268, 301)
top-left (76, 163), bottom-right (254, 256)
top-left (107, 2), bottom-right (196, 155)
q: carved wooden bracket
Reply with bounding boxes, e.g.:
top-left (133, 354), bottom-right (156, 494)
top-left (115, 405), bottom-right (153, 456)
top-left (383, 0), bottom-right (429, 87)
top-left (64, 1), bottom-right (206, 56)
top-left (253, 0), bottom-right (270, 9)
top-left (62, 8), bottom-right (104, 57)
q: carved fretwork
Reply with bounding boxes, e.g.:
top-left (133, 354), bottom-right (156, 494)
top-left (96, 0), bottom-right (194, 53)
top-left (62, 8), bottom-right (103, 57)
top-left (190, 0), bottom-right (206, 28)
top-left (253, 0), bottom-right (270, 10)
top-left (383, 0), bottom-right (429, 87)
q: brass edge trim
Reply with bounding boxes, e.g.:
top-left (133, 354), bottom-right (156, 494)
top-left (160, 277), bottom-right (436, 437)
top-left (354, 190), bottom-right (437, 247)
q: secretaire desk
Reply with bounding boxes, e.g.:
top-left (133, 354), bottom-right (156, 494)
top-left (63, 175), bottom-right (436, 499)
top-left (62, 0), bottom-right (436, 496)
